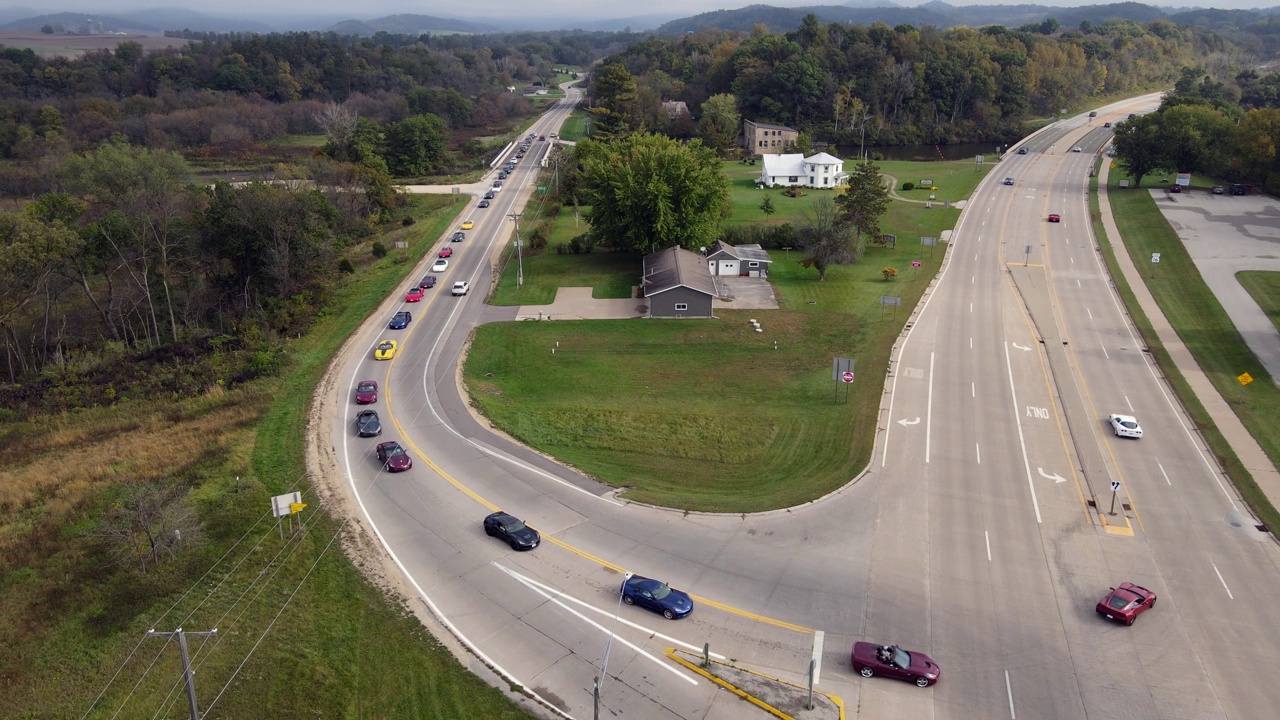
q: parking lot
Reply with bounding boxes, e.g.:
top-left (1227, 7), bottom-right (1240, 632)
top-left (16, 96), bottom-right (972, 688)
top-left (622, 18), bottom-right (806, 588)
top-left (1153, 189), bottom-right (1280, 378)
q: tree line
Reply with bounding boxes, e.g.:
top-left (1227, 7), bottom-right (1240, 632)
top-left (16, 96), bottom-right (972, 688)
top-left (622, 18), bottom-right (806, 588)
top-left (588, 15), bottom-right (1245, 150)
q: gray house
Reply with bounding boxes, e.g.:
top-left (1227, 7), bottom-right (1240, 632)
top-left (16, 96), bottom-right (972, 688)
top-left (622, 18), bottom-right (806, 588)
top-left (706, 240), bottom-right (772, 277)
top-left (641, 246), bottom-right (717, 318)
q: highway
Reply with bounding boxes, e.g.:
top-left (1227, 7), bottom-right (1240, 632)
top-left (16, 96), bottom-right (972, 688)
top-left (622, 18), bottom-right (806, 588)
top-left (316, 90), bottom-right (1280, 719)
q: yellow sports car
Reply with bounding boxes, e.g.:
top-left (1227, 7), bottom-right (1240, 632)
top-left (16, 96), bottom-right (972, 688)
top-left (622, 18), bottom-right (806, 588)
top-left (461, 220), bottom-right (474, 230)
top-left (374, 340), bottom-right (398, 360)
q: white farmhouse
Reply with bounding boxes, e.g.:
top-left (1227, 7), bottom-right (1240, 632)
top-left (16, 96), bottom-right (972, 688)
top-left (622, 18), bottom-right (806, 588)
top-left (759, 152), bottom-right (847, 188)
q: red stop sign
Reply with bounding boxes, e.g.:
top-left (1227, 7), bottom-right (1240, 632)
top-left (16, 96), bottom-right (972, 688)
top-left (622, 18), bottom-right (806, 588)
top-left (841, 371), bottom-right (854, 383)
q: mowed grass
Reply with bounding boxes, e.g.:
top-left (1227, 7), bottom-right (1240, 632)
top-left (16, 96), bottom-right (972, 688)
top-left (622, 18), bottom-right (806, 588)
top-left (1236, 271), bottom-right (1280, 335)
top-left (1099, 181), bottom-right (1280, 532)
top-left (466, 230), bottom-right (944, 512)
top-left (1, 195), bottom-right (534, 719)
top-left (558, 110), bottom-right (589, 141)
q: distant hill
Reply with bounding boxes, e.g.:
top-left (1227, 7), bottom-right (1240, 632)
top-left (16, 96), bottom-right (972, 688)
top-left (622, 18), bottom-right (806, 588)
top-left (1, 12), bottom-right (159, 34)
top-left (327, 13), bottom-right (500, 36)
top-left (656, 3), bottom-right (1180, 35)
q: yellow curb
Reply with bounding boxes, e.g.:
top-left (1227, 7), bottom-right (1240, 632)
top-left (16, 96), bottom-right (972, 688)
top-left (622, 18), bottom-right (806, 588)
top-left (666, 648), bottom-right (845, 720)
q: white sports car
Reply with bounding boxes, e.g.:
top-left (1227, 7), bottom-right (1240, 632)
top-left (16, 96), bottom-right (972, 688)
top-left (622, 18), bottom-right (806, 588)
top-left (1108, 414), bottom-right (1143, 439)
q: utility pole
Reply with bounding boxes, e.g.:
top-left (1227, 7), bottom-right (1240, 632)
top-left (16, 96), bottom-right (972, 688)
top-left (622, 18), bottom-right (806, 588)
top-left (147, 627), bottom-right (218, 720)
top-left (508, 213), bottom-right (524, 287)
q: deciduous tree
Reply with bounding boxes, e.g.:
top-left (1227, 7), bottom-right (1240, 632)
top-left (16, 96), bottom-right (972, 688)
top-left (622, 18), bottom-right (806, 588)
top-left (580, 133), bottom-right (730, 255)
top-left (798, 196), bottom-right (856, 281)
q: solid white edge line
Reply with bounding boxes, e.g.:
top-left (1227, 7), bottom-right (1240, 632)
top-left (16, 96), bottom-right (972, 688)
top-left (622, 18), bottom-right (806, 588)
top-left (976, 442), bottom-right (981, 464)
top-left (985, 530), bottom-right (992, 562)
top-left (926, 352), bottom-right (935, 463)
top-left (1004, 342), bottom-right (1043, 523)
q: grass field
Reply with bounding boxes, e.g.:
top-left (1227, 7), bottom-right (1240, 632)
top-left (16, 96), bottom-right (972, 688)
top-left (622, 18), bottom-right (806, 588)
top-left (467, 157), bottom-right (969, 510)
top-left (1097, 178), bottom-right (1280, 533)
top-left (1237, 272), bottom-right (1280, 335)
top-left (558, 110), bottom-right (589, 142)
top-left (1, 196), bottom-right (534, 719)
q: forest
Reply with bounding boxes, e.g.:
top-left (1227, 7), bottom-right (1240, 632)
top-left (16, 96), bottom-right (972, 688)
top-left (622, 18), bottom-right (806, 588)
top-left (593, 15), bottom-right (1247, 148)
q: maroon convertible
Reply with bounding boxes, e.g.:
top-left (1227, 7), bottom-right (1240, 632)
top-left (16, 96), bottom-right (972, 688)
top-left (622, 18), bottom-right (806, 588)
top-left (851, 642), bottom-right (941, 687)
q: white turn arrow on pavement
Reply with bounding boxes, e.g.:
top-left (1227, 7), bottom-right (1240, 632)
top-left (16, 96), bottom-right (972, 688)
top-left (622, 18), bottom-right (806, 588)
top-left (897, 417), bottom-right (921, 426)
top-left (1012, 343), bottom-right (1032, 352)
top-left (1037, 467), bottom-right (1067, 484)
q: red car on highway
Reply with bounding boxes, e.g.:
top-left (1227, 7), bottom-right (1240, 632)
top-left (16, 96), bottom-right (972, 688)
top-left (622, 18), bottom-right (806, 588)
top-left (376, 441), bottom-right (412, 472)
top-left (1096, 582), bottom-right (1156, 625)
top-left (1048, 213), bottom-right (1061, 223)
top-left (851, 642), bottom-right (940, 687)
top-left (354, 380), bottom-right (378, 404)
top-left (439, 247), bottom-right (453, 258)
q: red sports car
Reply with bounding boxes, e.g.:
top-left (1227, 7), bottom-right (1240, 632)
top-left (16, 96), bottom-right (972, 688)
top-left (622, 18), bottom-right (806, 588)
top-left (1048, 213), bottom-right (1061, 223)
top-left (354, 380), bottom-right (378, 404)
top-left (1096, 582), bottom-right (1156, 625)
top-left (376, 441), bottom-right (412, 472)
top-left (439, 247), bottom-right (453, 258)
top-left (851, 642), bottom-right (940, 687)
top-left (405, 287), bottom-right (424, 302)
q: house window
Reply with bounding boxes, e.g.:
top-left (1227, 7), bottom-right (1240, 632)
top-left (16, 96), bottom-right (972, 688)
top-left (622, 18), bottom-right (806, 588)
top-left (809, 176), bottom-right (814, 185)
top-left (674, 303), bottom-right (688, 311)
top-left (788, 176), bottom-right (798, 182)
top-left (749, 262), bottom-right (759, 268)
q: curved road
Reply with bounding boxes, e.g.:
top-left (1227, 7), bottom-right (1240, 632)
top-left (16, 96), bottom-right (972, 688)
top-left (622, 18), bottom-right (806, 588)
top-left (317, 91), bottom-right (1280, 719)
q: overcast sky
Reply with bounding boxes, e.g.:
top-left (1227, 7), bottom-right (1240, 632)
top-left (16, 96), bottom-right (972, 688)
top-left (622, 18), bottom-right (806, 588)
top-left (1, 1), bottom-right (1272, 21)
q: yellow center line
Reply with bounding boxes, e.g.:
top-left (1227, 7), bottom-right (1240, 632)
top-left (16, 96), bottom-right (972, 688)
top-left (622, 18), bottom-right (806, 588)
top-left (375, 285), bottom-right (812, 635)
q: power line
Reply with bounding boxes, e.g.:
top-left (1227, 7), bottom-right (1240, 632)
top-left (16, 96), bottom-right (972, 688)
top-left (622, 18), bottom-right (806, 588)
top-left (83, 473), bottom-right (307, 720)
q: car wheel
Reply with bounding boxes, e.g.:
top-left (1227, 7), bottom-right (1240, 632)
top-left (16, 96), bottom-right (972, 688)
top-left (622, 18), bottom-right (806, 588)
top-left (1149, 598), bottom-right (1156, 608)
top-left (859, 666), bottom-right (874, 679)
top-left (916, 676), bottom-right (931, 688)
top-left (507, 538), bottom-right (520, 551)
top-left (1126, 616), bottom-right (1135, 626)
top-left (622, 595), bottom-right (634, 605)
top-left (663, 609), bottom-right (675, 620)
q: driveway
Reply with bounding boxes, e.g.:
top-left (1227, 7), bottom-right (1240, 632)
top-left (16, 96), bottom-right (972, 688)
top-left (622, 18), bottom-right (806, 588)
top-left (1153, 190), bottom-right (1280, 381)
top-left (713, 276), bottom-right (780, 310)
top-left (515, 286), bottom-right (647, 320)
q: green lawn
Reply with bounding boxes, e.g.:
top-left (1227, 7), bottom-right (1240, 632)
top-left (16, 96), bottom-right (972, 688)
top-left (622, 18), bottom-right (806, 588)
top-left (467, 215), bottom-right (945, 512)
top-left (1098, 180), bottom-right (1280, 533)
top-left (1237, 272), bottom-right (1280, 334)
top-left (558, 111), bottom-right (589, 142)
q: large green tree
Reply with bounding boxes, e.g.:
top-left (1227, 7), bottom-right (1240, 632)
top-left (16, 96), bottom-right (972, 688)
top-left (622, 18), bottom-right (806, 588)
top-left (1157, 104), bottom-right (1236, 177)
top-left (1234, 108), bottom-right (1280, 187)
top-left (588, 63), bottom-right (642, 142)
top-left (1112, 114), bottom-right (1165, 188)
top-left (834, 161), bottom-right (890, 249)
top-left (382, 113), bottom-right (448, 177)
top-left (580, 133), bottom-right (730, 255)
top-left (697, 93), bottom-right (741, 155)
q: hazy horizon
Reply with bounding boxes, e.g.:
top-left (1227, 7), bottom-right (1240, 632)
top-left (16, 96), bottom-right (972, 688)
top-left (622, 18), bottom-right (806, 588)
top-left (0, 1), bottom-right (1274, 22)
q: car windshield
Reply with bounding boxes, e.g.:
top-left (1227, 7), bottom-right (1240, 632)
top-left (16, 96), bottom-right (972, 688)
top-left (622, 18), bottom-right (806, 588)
top-left (358, 382), bottom-right (375, 392)
top-left (379, 343), bottom-right (392, 351)
top-left (649, 582), bottom-right (672, 600)
top-left (385, 445), bottom-right (405, 457)
top-left (1108, 594), bottom-right (1134, 610)
top-left (890, 646), bottom-right (910, 668)
top-left (503, 519), bottom-right (526, 532)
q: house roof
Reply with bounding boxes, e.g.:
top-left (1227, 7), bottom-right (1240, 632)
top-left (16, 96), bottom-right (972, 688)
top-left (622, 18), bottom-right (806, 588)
top-left (761, 153), bottom-right (805, 177)
top-left (642, 246), bottom-right (717, 298)
top-left (708, 240), bottom-right (772, 264)
top-left (806, 151), bottom-right (843, 166)
top-left (748, 120), bottom-right (796, 132)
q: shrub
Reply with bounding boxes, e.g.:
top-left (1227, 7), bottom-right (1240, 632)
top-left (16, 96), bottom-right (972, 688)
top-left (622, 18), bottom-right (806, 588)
top-left (401, 216), bottom-right (415, 226)
top-left (902, 182), bottom-right (915, 191)
top-left (882, 267), bottom-right (898, 281)
top-left (371, 241), bottom-right (387, 258)
top-left (337, 258), bottom-right (355, 274)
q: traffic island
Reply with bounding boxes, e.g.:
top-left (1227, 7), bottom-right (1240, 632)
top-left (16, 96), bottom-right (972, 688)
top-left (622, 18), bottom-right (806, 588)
top-left (667, 648), bottom-right (844, 719)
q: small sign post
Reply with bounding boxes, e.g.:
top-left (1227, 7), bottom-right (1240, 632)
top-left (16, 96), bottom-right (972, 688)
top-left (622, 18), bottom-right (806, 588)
top-left (1151, 252), bottom-right (1161, 278)
top-left (1109, 480), bottom-right (1121, 516)
top-left (1025, 244), bottom-right (1033, 266)
top-left (911, 259), bottom-right (922, 280)
top-left (832, 357), bottom-right (855, 403)
top-left (921, 236), bottom-right (937, 258)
